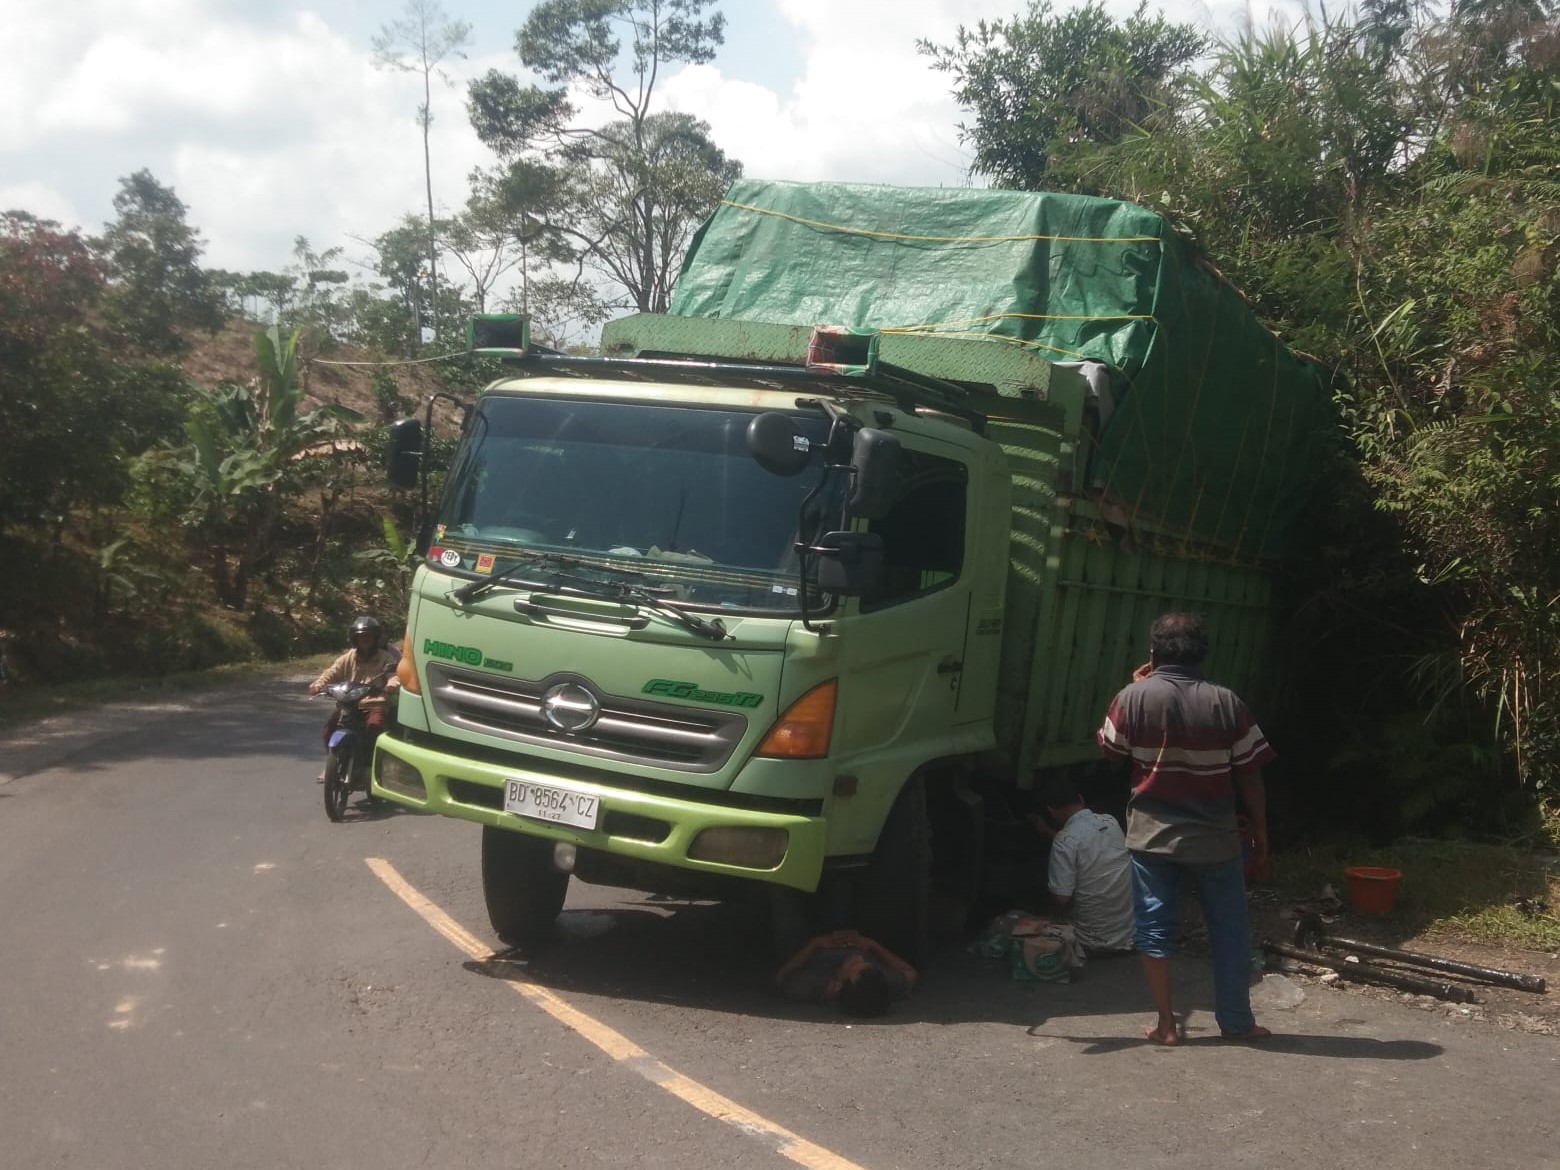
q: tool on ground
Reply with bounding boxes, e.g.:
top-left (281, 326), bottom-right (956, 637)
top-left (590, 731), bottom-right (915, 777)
top-left (1295, 914), bottom-right (1546, 993)
top-left (1261, 939), bottom-right (1478, 1003)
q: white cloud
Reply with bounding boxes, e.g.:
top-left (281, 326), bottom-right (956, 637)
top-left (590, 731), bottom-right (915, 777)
top-left (0, 181), bottom-right (80, 226)
top-left (1, 0), bottom-right (512, 273)
top-left (0, 0), bottom-right (1322, 280)
top-left (664, 0), bottom-right (974, 188)
top-left (663, 0), bottom-right (1316, 191)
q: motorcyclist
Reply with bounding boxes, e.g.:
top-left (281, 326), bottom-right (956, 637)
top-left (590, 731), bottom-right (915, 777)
top-left (309, 615), bottom-right (401, 780)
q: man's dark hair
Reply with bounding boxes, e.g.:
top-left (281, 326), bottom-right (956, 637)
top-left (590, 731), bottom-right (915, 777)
top-left (1149, 612), bottom-right (1209, 665)
top-left (837, 963), bottom-right (894, 1018)
top-left (1039, 777), bottom-right (1083, 811)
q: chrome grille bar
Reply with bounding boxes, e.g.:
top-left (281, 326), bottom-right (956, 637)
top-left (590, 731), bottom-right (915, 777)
top-left (426, 665), bottom-right (747, 773)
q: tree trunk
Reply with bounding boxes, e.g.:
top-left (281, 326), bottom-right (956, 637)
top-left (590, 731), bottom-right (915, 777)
top-left (234, 495), bottom-right (281, 612)
top-left (209, 536), bottom-right (235, 608)
top-left (423, 70), bottom-right (439, 343)
top-left (304, 474), bottom-right (343, 610)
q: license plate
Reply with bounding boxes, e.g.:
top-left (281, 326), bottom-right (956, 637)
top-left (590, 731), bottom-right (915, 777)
top-left (503, 779), bottom-right (600, 830)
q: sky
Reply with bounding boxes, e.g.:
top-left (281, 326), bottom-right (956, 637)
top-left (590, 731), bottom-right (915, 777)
top-left (2, 0), bottom-right (1307, 281)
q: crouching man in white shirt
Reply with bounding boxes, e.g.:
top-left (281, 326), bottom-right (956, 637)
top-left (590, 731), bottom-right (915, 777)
top-left (1032, 781), bottom-right (1136, 955)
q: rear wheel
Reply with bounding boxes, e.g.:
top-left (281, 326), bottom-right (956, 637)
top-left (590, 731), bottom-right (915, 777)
top-left (322, 749), bottom-right (351, 823)
top-left (481, 826), bottom-right (570, 948)
top-left (854, 775), bottom-right (930, 966)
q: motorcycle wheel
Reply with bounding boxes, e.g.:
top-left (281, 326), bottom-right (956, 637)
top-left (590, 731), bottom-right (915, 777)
top-left (323, 749), bottom-right (352, 823)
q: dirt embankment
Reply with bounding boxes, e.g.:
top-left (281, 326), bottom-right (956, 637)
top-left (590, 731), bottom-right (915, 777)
top-left (180, 319), bottom-right (457, 421)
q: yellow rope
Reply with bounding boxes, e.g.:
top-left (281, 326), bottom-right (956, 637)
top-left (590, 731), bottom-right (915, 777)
top-left (887, 310), bottom-right (1154, 329)
top-left (719, 199), bottom-right (1164, 245)
top-left (878, 327), bottom-right (1094, 362)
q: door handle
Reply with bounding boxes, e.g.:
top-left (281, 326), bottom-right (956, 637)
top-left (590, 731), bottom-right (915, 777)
top-left (937, 657), bottom-right (964, 675)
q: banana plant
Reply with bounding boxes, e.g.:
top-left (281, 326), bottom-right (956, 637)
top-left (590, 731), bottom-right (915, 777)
top-left (173, 326), bottom-right (364, 607)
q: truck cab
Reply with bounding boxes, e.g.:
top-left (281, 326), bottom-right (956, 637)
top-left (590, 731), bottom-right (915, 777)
top-left (373, 328), bottom-right (1027, 958)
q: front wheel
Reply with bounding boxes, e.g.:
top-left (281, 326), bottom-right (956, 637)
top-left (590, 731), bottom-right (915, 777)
top-left (481, 826), bottom-right (570, 948)
top-left (854, 776), bottom-right (930, 966)
top-left (322, 749), bottom-right (352, 823)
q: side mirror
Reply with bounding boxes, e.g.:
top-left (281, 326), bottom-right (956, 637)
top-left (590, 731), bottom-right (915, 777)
top-left (746, 412), bottom-right (812, 476)
top-left (847, 428), bottom-right (900, 520)
top-left (812, 531), bottom-right (885, 597)
top-left (386, 417), bottom-right (423, 489)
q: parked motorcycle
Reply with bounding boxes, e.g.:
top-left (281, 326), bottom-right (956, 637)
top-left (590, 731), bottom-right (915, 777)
top-left (319, 679), bottom-right (384, 822)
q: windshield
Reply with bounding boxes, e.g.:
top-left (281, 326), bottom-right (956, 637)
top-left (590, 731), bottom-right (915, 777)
top-left (430, 396), bottom-right (841, 614)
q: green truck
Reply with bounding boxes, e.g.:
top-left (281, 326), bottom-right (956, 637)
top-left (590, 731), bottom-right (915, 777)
top-left (372, 181), bottom-right (1330, 959)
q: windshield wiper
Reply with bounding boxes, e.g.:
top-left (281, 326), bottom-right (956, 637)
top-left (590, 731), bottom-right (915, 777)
top-left (612, 581), bottom-right (727, 641)
top-left (450, 550), bottom-right (580, 603)
top-left (450, 552), bottom-right (727, 640)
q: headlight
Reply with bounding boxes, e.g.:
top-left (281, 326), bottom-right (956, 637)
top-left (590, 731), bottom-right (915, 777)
top-left (376, 753), bottom-right (426, 800)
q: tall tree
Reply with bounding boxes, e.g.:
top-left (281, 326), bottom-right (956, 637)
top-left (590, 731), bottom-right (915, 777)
top-left (919, 0), bottom-right (1205, 190)
top-left (287, 236), bottom-right (351, 345)
top-left (0, 211), bottom-right (190, 532)
top-left (95, 170), bottom-right (224, 355)
top-left (467, 0), bottom-right (738, 312)
top-left (368, 216), bottom-right (440, 356)
top-left (925, 0), bottom-right (1560, 808)
top-left (372, 0), bottom-right (473, 343)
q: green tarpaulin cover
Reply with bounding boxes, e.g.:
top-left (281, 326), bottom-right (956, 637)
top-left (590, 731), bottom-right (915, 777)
top-left (670, 180), bottom-right (1332, 559)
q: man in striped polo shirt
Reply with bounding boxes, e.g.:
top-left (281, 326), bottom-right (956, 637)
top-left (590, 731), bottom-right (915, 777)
top-left (1097, 612), bottom-right (1276, 1045)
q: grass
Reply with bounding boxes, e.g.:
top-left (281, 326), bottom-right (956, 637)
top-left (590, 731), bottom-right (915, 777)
top-left (1271, 838), bottom-right (1560, 952)
top-left (0, 654), bottom-right (335, 733)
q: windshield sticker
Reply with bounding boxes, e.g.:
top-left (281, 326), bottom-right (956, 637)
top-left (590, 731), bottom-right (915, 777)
top-left (475, 553), bottom-right (495, 574)
top-left (439, 548), bottom-right (463, 569)
top-left (423, 639), bottom-right (483, 666)
top-left (642, 679), bottom-right (764, 708)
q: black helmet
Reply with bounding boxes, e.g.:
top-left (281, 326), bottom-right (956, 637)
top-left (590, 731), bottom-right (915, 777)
top-left (350, 615), bottom-right (382, 644)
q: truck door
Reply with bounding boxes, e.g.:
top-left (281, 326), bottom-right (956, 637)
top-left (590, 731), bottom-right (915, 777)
top-left (834, 444), bottom-right (973, 756)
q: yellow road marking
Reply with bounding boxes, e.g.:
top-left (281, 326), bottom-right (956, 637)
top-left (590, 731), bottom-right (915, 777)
top-left (366, 857), bottom-right (870, 1170)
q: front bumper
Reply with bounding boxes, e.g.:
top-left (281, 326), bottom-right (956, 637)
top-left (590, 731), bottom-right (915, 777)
top-left (371, 732), bottom-right (827, 892)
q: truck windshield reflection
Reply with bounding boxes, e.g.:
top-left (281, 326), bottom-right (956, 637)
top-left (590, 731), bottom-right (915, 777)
top-left (434, 396), bottom-right (840, 614)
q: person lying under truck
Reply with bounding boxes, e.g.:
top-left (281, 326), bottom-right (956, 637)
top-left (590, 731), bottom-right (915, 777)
top-left (775, 929), bottom-right (919, 1018)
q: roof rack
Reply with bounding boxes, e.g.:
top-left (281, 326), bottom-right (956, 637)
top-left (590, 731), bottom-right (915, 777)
top-left (496, 349), bottom-right (988, 430)
top-left (467, 313), bottom-right (1067, 433)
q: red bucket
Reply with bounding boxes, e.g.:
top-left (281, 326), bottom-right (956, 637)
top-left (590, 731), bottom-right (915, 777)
top-left (1344, 866), bottom-right (1403, 915)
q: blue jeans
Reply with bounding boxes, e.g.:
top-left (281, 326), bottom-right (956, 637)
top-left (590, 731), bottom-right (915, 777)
top-left (1130, 851), bottom-right (1255, 1035)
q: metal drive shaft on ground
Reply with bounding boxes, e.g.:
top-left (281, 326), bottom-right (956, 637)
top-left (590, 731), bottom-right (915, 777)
top-left (1293, 915), bottom-right (1546, 993)
top-left (1262, 940), bottom-right (1479, 1003)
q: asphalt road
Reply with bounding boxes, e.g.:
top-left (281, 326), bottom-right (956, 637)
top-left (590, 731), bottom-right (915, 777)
top-left (2, 678), bottom-right (1557, 1170)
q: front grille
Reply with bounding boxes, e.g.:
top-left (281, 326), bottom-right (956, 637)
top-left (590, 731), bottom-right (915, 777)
top-left (426, 665), bottom-right (748, 773)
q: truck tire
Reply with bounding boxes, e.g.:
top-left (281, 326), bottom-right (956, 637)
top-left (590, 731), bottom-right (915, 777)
top-left (481, 825), bottom-right (570, 949)
top-left (768, 886), bottom-right (816, 961)
top-left (855, 775), bottom-right (930, 967)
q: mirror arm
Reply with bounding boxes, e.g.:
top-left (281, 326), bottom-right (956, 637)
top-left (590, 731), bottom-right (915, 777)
top-left (793, 460), bottom-right (845, 635)
top-left (415, 392), bottom-right (468, 553)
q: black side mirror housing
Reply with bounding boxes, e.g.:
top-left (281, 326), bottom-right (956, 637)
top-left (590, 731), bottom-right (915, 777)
top-left (847, 428), bottom-right (900, 520)
top-left (386, 417), bottom-right (423, 489)
top-left (746, 412), bottom-right (813, 476)
top-left (812, 531), bottom-right (885, 597)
